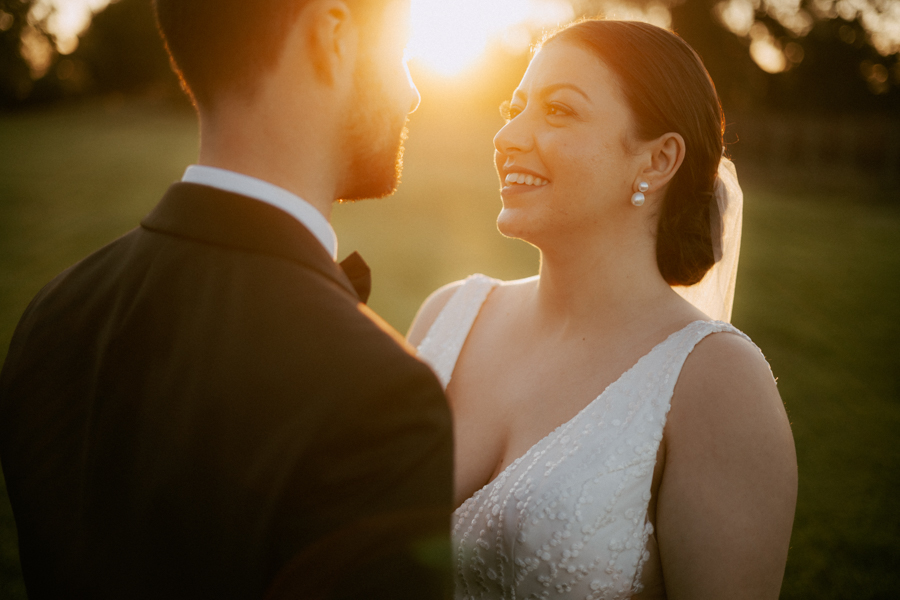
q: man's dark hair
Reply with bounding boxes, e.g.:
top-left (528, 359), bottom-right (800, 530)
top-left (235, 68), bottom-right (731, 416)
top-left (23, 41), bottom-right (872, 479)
top-left (153, 0), bottom-right (388, 108)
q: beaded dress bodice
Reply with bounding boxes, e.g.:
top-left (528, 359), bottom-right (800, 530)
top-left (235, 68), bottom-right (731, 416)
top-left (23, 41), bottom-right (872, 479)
top-left (417, 274), bottom-right (754, 600)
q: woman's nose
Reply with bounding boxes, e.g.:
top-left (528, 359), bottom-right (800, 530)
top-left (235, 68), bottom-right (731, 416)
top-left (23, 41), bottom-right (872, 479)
top-left (493, 115), bottom-right (532, 155)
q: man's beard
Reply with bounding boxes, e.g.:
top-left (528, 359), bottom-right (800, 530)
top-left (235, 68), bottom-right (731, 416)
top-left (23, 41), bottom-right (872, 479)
top-left (336, 60), bottom-right (409, 202)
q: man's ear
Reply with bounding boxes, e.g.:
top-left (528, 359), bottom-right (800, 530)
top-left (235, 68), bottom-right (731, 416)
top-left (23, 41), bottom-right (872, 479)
top-left (305, 0), bottom-right (357, 85)
top-left (635, 132), bottom-right (685, 194)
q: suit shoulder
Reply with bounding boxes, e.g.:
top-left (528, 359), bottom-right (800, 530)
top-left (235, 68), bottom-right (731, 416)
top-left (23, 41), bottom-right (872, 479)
top-left (210, 254), bottom-right (436, 384)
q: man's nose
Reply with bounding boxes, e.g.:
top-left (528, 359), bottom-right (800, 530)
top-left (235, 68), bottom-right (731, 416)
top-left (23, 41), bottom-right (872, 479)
top-left (406, 62), bottom-right (421, 114)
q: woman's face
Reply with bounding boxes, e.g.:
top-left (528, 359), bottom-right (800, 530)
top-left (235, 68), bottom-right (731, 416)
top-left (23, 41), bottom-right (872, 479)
top-left (494, 41), bottom-right (646, 247)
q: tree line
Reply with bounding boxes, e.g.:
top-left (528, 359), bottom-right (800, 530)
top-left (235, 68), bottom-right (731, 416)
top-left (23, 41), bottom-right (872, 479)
top-left (0, 0), bottom-right (898, 115)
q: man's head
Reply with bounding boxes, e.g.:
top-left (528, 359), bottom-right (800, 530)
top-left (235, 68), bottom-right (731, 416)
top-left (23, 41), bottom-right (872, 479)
top-left (153, 0), bottom-right (419, 203)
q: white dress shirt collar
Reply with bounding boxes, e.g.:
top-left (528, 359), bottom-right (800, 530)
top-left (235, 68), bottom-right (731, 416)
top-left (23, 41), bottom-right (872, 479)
top-left (181, 165), bottom-right (338, 260)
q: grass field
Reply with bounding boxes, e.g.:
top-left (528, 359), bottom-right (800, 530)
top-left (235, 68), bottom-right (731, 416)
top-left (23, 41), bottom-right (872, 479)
top-left (1, 99), bottom-right (898, 599)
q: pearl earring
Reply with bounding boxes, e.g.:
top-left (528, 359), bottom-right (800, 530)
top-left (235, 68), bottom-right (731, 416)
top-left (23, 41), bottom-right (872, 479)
top-left (631, 182), bottom-right (649, 207)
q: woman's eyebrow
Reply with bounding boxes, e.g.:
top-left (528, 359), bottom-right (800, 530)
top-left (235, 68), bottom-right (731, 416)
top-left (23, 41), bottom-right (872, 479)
top-left (540, 83), bottom-right (591, 101)
top-left (512, 83), bottom-right (591, 104)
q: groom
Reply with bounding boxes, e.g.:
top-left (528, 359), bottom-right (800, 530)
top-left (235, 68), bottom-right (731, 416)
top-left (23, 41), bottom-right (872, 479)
top-left (0, 0), bottom-right (453, 598)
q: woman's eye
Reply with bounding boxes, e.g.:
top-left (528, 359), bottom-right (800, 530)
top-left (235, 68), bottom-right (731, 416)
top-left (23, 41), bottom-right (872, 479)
top-left (500, 100), bottom-right (523, 122)
top-left (500, 100), bottom-right (522, 123)
top-left (546, 103), bottom-right (570, 117)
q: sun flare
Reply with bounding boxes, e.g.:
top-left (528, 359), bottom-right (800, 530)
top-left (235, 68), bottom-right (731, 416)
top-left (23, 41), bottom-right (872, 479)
top-left (407, 0), bottom-right (575, 77)
top-left (40, 0), bottom-right (577, 79)
top-left (33, 0), bottom-right (111, 54)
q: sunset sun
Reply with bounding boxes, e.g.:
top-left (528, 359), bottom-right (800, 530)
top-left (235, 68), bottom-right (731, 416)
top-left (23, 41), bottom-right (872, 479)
top-left (407, 0), bottom-right (575, 77)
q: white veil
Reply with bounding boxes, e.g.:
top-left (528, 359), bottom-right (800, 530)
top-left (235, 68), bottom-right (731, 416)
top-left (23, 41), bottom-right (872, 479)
top-left (673, 157), bottom-right (744, 323)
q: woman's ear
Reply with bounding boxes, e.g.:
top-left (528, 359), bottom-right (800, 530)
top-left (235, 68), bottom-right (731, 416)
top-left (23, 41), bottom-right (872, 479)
top-left (637, 132), bottom-right (685, 193)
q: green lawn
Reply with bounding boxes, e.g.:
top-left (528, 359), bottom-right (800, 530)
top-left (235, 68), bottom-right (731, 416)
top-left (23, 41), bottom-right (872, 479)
top-left (1, 99), bottom-right (898, 598)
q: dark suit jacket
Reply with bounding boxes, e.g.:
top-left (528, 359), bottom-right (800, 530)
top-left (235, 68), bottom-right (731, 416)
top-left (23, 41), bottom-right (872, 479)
top-left (0, 183), bottom-right (454, 599)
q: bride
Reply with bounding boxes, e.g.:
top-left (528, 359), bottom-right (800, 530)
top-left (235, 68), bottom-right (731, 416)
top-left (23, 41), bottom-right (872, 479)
top-left (408, 20), bottom-right (797, 600)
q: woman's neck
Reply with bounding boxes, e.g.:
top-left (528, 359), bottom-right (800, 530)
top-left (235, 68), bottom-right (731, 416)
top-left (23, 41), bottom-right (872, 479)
top-left (529, 228), bottom-right (676, 338)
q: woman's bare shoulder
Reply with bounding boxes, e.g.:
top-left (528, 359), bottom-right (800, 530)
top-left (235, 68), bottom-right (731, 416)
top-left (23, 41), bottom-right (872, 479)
top-left (678, 329), bottom-right (777, 401)
top-left (670, 329), bottom-right (787, 435)
top-left (666, 328), bottom-right (796, 535)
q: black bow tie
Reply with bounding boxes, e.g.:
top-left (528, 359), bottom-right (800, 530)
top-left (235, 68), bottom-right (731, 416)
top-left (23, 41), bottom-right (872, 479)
top-left (339, 251), bottom-right (371, 304)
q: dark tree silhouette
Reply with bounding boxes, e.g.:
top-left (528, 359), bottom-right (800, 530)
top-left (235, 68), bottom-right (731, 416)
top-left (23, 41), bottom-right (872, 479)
top-left (667, 0), bottom-right (765, 114)
top-left (68, 0), bottom-right (178, 97)
top-left (669, 0), bottom-right (899, 115)
top-left (761, 16), bottom-right (899, 113)
top-left (567, 0), bottom-right (900, 115)
top-left (0, 0), bottom-right (46, 106)
top-left (1, 0), bottom-right (898, 114)
top-left (0, 0), bottom-right (181, 109)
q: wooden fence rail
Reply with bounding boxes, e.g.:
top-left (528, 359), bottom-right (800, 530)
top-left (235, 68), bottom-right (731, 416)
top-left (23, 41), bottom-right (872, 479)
top-left (725, 113), bottom-right (900, 189)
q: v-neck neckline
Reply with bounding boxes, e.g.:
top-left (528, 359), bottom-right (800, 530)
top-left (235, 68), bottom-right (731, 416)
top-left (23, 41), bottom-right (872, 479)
top-left (451, 315), bottom-right (710, 514)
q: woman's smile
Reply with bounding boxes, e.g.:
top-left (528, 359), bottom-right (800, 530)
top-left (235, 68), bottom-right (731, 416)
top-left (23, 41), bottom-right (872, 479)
top-left (503, 172), bottom-right (550, 187)
top-left (499, 163), bottom-right (552, 202)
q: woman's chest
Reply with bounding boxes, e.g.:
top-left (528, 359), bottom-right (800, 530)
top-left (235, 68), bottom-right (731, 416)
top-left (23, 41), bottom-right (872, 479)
top-left (452, 396), bottom-right (664, 600)
top-left (449, 351), bottom-right (611, 506)
top-left (448, 330), bottom-right (659, 506)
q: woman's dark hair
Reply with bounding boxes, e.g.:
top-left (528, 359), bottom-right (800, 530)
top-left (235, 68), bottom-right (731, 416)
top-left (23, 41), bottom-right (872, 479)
top-left (544, 20), bottom-right (724, 286)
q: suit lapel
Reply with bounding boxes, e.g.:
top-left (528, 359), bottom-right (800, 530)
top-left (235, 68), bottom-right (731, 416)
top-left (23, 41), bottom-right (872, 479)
top-left (140, 183), bottom-right (359, 300)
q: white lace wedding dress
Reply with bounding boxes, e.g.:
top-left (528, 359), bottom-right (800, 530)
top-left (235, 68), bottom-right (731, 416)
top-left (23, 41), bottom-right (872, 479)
top-left (417, 274), bottom-right (761, 600)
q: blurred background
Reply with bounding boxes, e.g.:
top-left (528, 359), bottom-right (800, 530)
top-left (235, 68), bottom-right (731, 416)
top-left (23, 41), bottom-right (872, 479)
top-left (0, 0), bottom-right (898, 597)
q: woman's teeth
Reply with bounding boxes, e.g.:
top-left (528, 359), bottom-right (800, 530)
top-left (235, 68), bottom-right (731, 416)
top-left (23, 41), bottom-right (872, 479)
top-left (505, 173), bottom-right (549, 186)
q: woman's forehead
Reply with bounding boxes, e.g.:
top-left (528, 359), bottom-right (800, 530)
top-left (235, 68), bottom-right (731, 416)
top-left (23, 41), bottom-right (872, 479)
top-left (516, 42), bottom-right (618, 100)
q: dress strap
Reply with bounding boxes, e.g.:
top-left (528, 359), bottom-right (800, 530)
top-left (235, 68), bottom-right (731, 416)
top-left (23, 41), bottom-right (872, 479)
top-left (684, 319), bottom-right (752, 347)
top-left (653, 320), bottom-right (772, 419)
top-left (417, 274), bottom-right (500, 389)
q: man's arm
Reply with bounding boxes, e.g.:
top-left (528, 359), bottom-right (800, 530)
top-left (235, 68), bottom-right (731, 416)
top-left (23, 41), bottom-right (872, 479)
top-left (267, 297), bottom-right (454, 600)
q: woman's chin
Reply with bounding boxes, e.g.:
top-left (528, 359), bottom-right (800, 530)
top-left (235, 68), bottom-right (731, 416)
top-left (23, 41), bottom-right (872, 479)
top-left (497, 208), bottom-right (538, 243)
